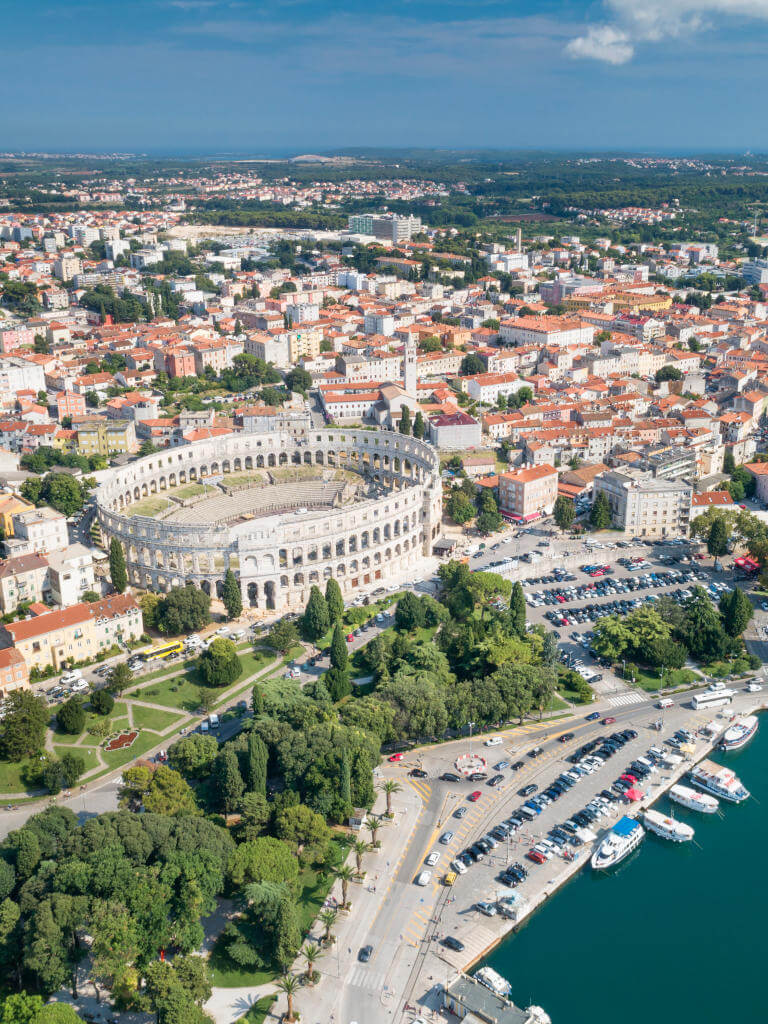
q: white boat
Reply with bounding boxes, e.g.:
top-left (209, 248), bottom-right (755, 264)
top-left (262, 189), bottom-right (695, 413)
top-left (591, 816), bottom-right (644, 870)
top-left (689, 759), bottom-right (750, 803)
top-left (669, 783), bottom-right (719, 814)
top-left (643, 808), bottom-right (694, 842)
top-left (474, 967), bottom-right (512, 998)
top-left (719, 715), bottom-right (758, 752)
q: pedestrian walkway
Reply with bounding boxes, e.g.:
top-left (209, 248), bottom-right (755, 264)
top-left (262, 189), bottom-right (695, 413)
top-left (607, 690), bottom-right (647, 707)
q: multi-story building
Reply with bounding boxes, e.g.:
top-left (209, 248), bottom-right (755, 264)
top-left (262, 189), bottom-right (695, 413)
top-left (428, 411), bottom-right (482, 450)
top-left (0, 648), bottom-right (29, 698)
top-left (641, 446), bottom-right (698, 481)
top-left (10, 507), bottom-right (69, 556)
top-left (0, 357), bottom-right (46, 397)
top-left (0, 553), bottom-right (49, 614)
top-left (593, 470), bottom-right (692, 539)
top-left (53, 255), bottom-right (82, 281)
top-left (1, 594), bottom-right (142, 672)
top-left (56, 391), bottom-right (87, 421)
top-left (499, 315), bottom-right (594, 349)
top-left (348, 213), bottom-right (422, 243)
top-left (76, 418), bottom-right (137, 457)
top-left (463, 372), bottom-right (527, 405)
top-left (498, 464), bottom-right (558, 521)
top-left (46, 545), bottom-right (96, 608)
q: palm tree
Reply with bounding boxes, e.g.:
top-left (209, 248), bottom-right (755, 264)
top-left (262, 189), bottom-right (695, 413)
top-left (276, 973), bottom-right (299, 1023)
top-left (318, 907), bottom-right (337, 946)
top-left (380, 779), bottom-right (402, 816)
top-left (302, 942), bottom-right (320, 985)
top-left (364, 817), bottom-right (382, 848)
top-left (352, 838), bottom-right (371, 875)
top-left (335, 863), bottom-right (355, 908)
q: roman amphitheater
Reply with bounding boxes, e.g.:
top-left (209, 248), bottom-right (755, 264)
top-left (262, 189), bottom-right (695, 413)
top-left (96, 428), bottom-right (443, 614)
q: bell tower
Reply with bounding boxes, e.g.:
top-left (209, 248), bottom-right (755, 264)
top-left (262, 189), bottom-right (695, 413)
top-left (404, 339), bottom-right (418, 398)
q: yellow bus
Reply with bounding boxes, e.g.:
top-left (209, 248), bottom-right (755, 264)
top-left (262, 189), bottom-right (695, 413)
top-left (144, 640), bottom-right (184, 661)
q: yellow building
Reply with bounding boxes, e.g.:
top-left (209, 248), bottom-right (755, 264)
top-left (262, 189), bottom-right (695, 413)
top-left (287, 327), bottom-right (323, 363)
top-left (1, 594), bottom-right (142, 672)
top-left (76, 418), bottom-right (137, 457)
top-left (0, 493), bottom-right (34, 538)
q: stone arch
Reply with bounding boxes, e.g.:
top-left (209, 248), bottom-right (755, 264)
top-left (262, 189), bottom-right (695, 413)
top-left (265, 580), bottom-right (276, 610)
top-left (201, 580), bottom-right (211, 596)
top-left (257, 454), bottom-right (265, 468)
top-left (245, 456), bottom-right (253, 470)
top-left (248, 582), bottom-right (258, 606)
top-left (294, 572), bottom-right (304, 587)
top-left (268, 454), bottom-right (276, 468)
top-left (215, 579), bottom-right (224, 598)
top-left (234, 458), bottom-right (242, 471)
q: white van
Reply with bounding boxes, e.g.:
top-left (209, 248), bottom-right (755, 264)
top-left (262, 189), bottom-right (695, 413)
top-left (61, 670), bottom-right (83, 686)
top-left (208, 713), bottom-right (220, 729)
top-left (71, 679), bottom-right (89, 693)
top-left (484, 736), bottom-right (503, 747)
top-left (657, 697), bottom-right (674, 710)
top-left (200, 720), bottom-right (209, 733)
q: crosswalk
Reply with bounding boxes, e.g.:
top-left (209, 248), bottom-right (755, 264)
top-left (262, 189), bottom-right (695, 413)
top-left (347, 965), bottom-right (388, 992)
top-left (607, 690), bottom-right (647, 707)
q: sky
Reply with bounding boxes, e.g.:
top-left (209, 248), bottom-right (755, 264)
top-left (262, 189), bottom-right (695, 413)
top-left (4, 0), bottom-right (768, 154)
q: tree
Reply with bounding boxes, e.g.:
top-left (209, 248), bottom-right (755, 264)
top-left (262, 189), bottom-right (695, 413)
top-left (268, 618), bottom-right (299, 655)
top-left (476, 490), bottom-right (502, 534)
top-left (156, 585), bottom-right (210, 635)
top-left (719, 586), bottom-right (754, 638)
top-left (325, 666), bottom-right (352, 703)
top-left (509, 582), bottom-right (526, 636)
top-left (655, 364), bottom-right (683, 383)
top-left (302, 943), bottom-right (320, 985)
top-left (723, 449), bottom-right (736, 475)
top-left (329, 622), bottom-right (349, 673)
top-left (168, 734), bottom-right (219, 778)
top-left (413, 411), bottom-right (425, 439)
top-left (325, 578), bottom-right (344, 623)
top-left (541, 631), bottom-right (559, 667)
top-left (318, 908), bottom-right (337, 946)
top-left (591, 614), bottom-right (632, 661)
top-left (57, 697), bottom-right (86, 735)
top-left (707, 517), bottom-right (729, 563)
top-left (351, 838), bottom-right (371, 875)
top-left (459, 354), bottom-right (485, 376)
top-left (246, 732), bottom-right (268, 795)
top-left (0, 994), bottom-right (44, 1024)
top-left (380, 779), bottom-right (401, 817)
top-left (216, 748), bottom-right (245, 814)
top-left (276, 973), bottom-right (299, 1023)
top-left (230, 837), bottom-right (299, 891)
top-left (0, 691), bottom-right (49, 761)
top-left (647, 637), bottom-right (687, 670)
top-left (554, 495), bottom-right (575, 531)
top-left (274, 804), bottom-right (330, 862)
top-left (109, 537), bottom-right (128, 594)
top-left (107, 661), bottom-right (133, 696)
top-left (221, 569), bottom-right (242, 621)
top-left (41, 474), bottom-right (84, 517)
top-left (447, 489), bottom-right (475, 525)
top-left (590, 491), bottom-right (612, 531)
top-left (90, 899), bottom-right (138, 1002)
top-left (398, 406), bottom-right (412, 435)
top-left (285, 367), bottom-right (312, 393)
top-left (680, 587), bottom-right (730, 661)
top-left (251, 684), bottom-right (264, 717)
top-left (120, 764), bottom-right (198, 815)
top-left (89, 689), bottom-right (114, 716)
top-left (198, 638), bottom-right (241, 687)
top-left (394, 591), bottom-right (425, 632)
top-left (334, 864), bottom-right (354, 909)
top-left (302, 585), bottom-right (330, 642)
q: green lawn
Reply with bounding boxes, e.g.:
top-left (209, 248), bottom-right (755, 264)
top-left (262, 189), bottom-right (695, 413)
top-left (101, 729), bottom-right (166, 769)
top-left (173, 482), bottom-right (209, 501)
top-left (131, 705), bottom-right (186, 733)
top-left (53, 744), bottom-right (100, 768)
top-left (210, 840), bottom-right (346, 988)
top-left (631, 666), bottom-right (699, 692)
top-left (239, 997), bottom-right (276, 1024)
top-left (129, 648), bottom-right (278, 712)
top-left (52, 701), bottom-right (129, 743)
top-left (129, 496), bottom-right (173, 518)
top-left (0, 758), bottom-right (34, 795)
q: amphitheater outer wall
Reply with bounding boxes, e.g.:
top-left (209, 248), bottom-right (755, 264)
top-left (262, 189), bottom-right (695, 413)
top-left (96, 428), bottom-right (443, 613)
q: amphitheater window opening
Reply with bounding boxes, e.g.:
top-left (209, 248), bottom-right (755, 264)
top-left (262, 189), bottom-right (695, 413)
top-left (245, 457), bottom-right (253, 470)
top-left (304, 451), bottom-right (313, 465)
top-left (384, 524), bottom-right (391, 541)
top-left (350, 560), bottom-right (358, 573)
top-left (185, 578), bottom-right (195, 588)
top-left (292, 548), bottom-right (303, 567)
top-left (168, 554), bottom-right (179, 571)
top-left (394, 459), bottom-right (401, 473)
top-left (133, 487), bottom-right (140, 500)
top-left (200, 467), bottom-right (208, 479)
top-left (215, 580), bottom-right (224, 599)
top-left (248, 582), bottom-right (259, 606)
top-left (179, 471), bottom-right (187, 484)
top-left (323, 566), bottom-right (332, 579)
top-left (190, 469), bottom-right (197, 481)
top-left (155, 550), bottom-right (165, 569)
top-left (201, 580), bottom-right (211, 596)
top-left (328, 452), bottom-right (336, 466)
top-left (395, 544), bottom-right (402, 557)
top-left (255, 454), bottom-right (263, 468)
top-left (280, 576), bottom-right (289, 588)
top-left (169, 474), bottom-right (176, 487)
top-left (385, 547), bottom-right (392, 561)
top-left (268, 454), bottom-right (276, 468)
top-left (222, 461), bottom-right (230, 473)
top-left (140, 484), bottom-right (148, 497)
top-left (265, 581), bottom-right (276, 610)
top-left (335, 540), bottom-right (345, 557)
top-left (374, 552), bottom-right (381, 565)
top-left (150, 480), bottom-right (158, 494)
top-left (361, 532), bottom-right (369, 549)
top-left (348, 537), bottom-right (358, 554)
top-left (403, 539), bottom-right (409, 553)
top-left (308, 548), bottom-right (318, 562)
top-left (183, 555), bottom-right (195, 573)
top-left (402, 519), bottom-right (409, 534)
top-left (337, 563), bottom-right (346, 576)
top-left (279, 549), bottom-right (288, 568)
top-left (362, 556), bottom-right (370, 570)
top-left (159, 478), bottom-right (166, 491)
top-left (373, 528), bottom-right (381, 544)
top-left (279, 452), bottom-right (288, 465)
top-left (293, 573), bottom-right (304, 587)
top-left (234, 459), bottom-right (242, 471)
top-left (315, 451), bottom-right (323, 464)
top-left (309, 570), bottom-right (319, 584)
top-left (144, 573), bottom-right (153, 589)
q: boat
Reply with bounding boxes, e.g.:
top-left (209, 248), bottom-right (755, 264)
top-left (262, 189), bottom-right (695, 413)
top-left (669, 784), bottom-right (718, 814)
top-left (719, 714), bottom-right (758, 752)
top-left (643, 808), bottom-right (694, 842)
top-left (590, 816), bottom-right (645, 870)
top-left (474, 966), bottom-right (512, 998)
top-left (689, 759), bottom-right (750, 803)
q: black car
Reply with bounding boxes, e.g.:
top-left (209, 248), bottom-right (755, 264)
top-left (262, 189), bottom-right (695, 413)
top-left (441, 772), bottom-right (462, 782)
top-left (559, 732), bottom-right (575, 743)
top-left (469, 772), bottom-right (488, 781)
top-left (358, 945), bottom-right (373, 962)
top-left (511, 761), bottom-right (524, 771)
top-left (487, 774), bottom-right (504, 787)
top-left (528, 746), bottom-right (544, 759)
top-left (443, 936), bottom-right (465, 952)
top-left (519, 783), bottom-right (538, 797)
top-left (409, 768), bottom-right (428, 778)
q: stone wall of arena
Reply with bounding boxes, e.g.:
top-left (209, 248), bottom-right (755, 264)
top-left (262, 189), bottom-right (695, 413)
top-left (96, 428), bottom-right (443, 613)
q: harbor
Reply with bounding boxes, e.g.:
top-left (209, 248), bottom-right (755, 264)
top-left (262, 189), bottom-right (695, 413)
top-left (474, 701), bottom-right (768, 1024)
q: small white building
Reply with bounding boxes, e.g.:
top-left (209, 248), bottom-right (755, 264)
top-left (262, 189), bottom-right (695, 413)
top-left (46, 544), bottom-right (96, 608)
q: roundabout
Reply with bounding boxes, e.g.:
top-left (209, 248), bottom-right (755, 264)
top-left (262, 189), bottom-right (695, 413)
top-left (96, 428), bottom-right (442, 614)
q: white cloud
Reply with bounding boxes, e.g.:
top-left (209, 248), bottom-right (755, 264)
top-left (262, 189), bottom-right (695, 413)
top-left (568, 0), bottom-right (768, 63)
top-left (565, 25), bottom-right (634, 65)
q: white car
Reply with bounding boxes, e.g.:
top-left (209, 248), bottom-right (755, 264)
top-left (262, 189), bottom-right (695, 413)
top-left (484, 736), bottom-right (503, 747)
top-left (450, 859), bottom-right (467, 875)
top-left (60, 670), bottom-right (83, 685)
top-left (746, 682), bottom-right (763, 692)
top-left (425, 852), bottom-right (441, 867)
top-left (415, 871), bottom-right (431, 886)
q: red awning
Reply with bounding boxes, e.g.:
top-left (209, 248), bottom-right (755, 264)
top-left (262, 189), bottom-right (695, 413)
top-left (625, 787), bottom-right (643, 802)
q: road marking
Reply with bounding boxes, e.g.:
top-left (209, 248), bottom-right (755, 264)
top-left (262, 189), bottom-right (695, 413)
top-left (607, 691), bottom-right (646, 707)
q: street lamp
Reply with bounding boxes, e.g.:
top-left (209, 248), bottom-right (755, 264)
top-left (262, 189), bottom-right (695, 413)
top-left (468, 721), bottom-right (475, 758)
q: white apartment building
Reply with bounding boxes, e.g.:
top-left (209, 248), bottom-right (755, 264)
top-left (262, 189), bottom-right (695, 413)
top-left (463, 372), bottom-right (527, 405)
top-left (53, 255), bottom-right (82, 280)
top-left (45, 544), bottom-right (96, 608)
top-left (364, 313), bottom-right (396, 336)
top-left (499, 315), bottom-right (594, 348)
top-left (244, 333), bottom-right (291, 367)
top-left (0, 356), bottom-right (46, 397)
top-left (9, 507), bottom-right (69, 556)
top-left (593, 470), bottom-right (692, 539)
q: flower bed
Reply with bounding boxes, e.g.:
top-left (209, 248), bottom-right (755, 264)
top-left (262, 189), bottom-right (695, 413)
top-left (105, 730), bottom-right (138, 751)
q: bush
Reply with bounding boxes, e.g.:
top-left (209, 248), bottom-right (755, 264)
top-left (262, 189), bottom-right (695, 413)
top-left (57, 696), bottom-right (86, 734)
top-left (199, 638), bottom-right (241, 687)
top-left (90, 688), bottom-right (115, 716)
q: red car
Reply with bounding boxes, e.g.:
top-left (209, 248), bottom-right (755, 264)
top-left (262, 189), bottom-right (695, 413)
top-left (346, 633), bottom-right (354, 642)
top-left (388, 753), bottom-right (404, 763)
top-left (468, 790), bottom-right (482, 802)
top-left (527, 850), bottom-right (546, 864)
top-left (602, 716), bottom-right (616, 725)
top-left (620, 773), bottom-right (638, 784)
